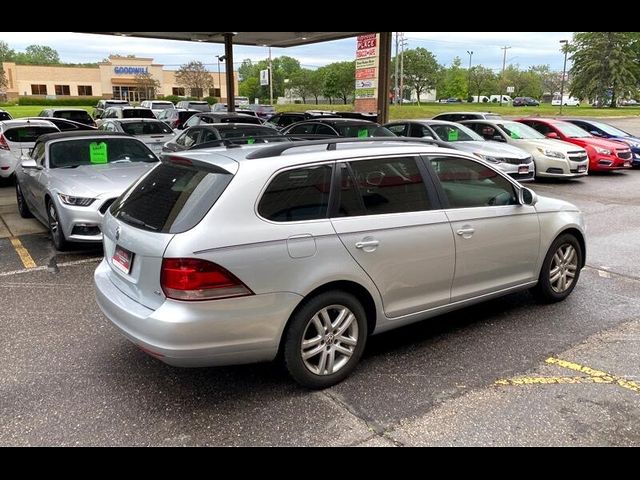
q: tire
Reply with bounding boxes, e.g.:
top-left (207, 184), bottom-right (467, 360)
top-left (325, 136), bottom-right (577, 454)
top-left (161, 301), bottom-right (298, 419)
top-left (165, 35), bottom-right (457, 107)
top-left (16, 182), bottom-right (33, 218)
top-left (532, 233), bottom-right (582, 303)
top-left (46, 200), bottom-right (69, 251)
top-left (283, 291), bottom-right (368, 389)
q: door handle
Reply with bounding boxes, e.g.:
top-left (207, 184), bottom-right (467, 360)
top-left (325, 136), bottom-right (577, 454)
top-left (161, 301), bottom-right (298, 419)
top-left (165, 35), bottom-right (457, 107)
top-left (456, 227), bottom-right (475, 236)
top-left (355, 240), bottom-right (380, 249)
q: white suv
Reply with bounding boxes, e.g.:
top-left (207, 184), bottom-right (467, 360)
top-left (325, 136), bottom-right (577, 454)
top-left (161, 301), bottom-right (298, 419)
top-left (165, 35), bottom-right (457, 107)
top-left (140, 100), bottom-right (175, 118)
top-left (0, 120), bottom-right (60, 181)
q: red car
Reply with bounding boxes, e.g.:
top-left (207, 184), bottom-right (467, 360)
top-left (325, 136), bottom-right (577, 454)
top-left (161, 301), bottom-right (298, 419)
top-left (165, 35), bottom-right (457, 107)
top-left (515, 118), bottom-right (632, 172)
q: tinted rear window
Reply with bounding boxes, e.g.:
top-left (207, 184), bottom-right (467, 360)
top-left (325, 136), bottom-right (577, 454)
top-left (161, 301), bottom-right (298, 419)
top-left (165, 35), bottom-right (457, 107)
top-left (123, 110), bottom-right (156, 119)
top-left (0, 112), bottom-right (12, 121)
top-left (218, 126), bottom-right (282, 139)
top-left (179, 111), bottom-right (199, 122)
top-left (55, 111), bottom-right (93, 122)
top-left (110, 163), bottom-right (232, 233)
top-left (151, 102), bottom-right (173, 110)
top-left (189, 103), bottom-right (210, 112)
top-left (220, 116), bottom-right (262, 125)
top-left (120, 121), bottom-right (173, 135)
top-left (4, 126), bottom-right (59, 142)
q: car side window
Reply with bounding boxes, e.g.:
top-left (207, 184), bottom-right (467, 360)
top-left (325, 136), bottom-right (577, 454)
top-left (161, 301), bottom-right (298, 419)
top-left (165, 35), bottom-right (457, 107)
top-left (526, 121), bottom-right (550, 135)
top-left (32, 142), bottom-right (46, 166)
top-left (258, 165), bottom-right (333, 222)
top-left (184, 116), bottom-right (200, 128)
top-left (288, 123), bottom-right (316, 135)
top-left (429, 156), bottom-right (517, 208)
top-left (183, 128), bottom-right (201, 147)
top-left (410, 123), bottom-right (433, 138)
top-left (336, 156), bottom-right (431, 217)
top-left (316, 124), bottom-right (337, 136)
top-left (387, 123), bottom-right (408, 136)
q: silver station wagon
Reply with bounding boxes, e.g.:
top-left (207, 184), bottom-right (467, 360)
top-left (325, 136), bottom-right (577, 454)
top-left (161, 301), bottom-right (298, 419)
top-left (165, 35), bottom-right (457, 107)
top-left (95, 138), bottom-right (586, 389)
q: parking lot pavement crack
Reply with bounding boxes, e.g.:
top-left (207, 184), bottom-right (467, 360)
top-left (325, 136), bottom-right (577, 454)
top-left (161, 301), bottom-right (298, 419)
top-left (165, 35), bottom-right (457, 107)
top-left (319, 390), bottom-right (405, 446)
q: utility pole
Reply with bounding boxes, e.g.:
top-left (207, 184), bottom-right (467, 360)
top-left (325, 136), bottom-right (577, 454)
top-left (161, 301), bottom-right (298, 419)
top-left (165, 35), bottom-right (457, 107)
top-left (394, 33), bottom-right (399, 104)
top-left (268, 46), bottom-right (274, 106)
top-left (559, 40), bottom-right (569, 115)
top-left (399, 33), bottom-right (408, 106)
top-left (466, 50), bottom-right (473, 101)
top-left (500, 46), bottom-right (511, 106)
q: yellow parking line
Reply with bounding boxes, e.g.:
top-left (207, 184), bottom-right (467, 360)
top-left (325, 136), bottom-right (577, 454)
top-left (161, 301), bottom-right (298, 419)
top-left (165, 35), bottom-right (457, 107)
top-left (496, 376), bottom-right (601, 386)
top-left (9, 237), bottom-right (37, 269)
top-left (546, 357), bottom-right (640, 394)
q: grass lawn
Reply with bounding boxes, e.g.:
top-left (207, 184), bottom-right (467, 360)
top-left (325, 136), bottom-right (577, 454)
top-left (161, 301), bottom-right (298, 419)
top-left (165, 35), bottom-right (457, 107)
top-left (0, 105), bottom-right (94, 118)
top-left (276, 102), bottom-right (640, 119)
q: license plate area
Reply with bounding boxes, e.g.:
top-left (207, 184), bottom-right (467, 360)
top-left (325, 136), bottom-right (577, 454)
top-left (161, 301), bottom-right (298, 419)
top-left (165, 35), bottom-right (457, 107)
top-left (578, 165), bottom-right (587, 172)
top-left (112, 245), bottom-right (134, 275)
top-left (518, 165), bottom-right (529, 174)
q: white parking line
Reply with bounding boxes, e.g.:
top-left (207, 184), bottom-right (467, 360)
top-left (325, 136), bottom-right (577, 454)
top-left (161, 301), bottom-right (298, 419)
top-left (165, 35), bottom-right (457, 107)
top-left (0, 257), bottom-right (102, 277)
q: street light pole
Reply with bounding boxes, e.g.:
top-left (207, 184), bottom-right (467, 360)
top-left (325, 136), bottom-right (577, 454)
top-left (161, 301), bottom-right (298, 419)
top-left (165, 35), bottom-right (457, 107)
top-left (500, 46), bottom-right (511, 106)
top-left (394, 32), bottom-right (400, 104)
top-left (466, 50), bottom-right (473, 101)
top-left (559, 40), bottom-right (569, 115)
top-left (215, 54), bottom-right (225, 102)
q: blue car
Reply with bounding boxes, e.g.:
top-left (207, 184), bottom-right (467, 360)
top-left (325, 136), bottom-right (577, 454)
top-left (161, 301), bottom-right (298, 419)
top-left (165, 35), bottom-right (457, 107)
top-left (565, 118), bottom-right (640, 166)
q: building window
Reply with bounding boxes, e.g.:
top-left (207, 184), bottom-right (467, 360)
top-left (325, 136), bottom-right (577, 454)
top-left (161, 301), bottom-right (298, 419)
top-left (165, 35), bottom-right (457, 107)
top-left (31, 84), bottom-right (47, 95)
top-left (209, 88), bottom-right (221, 97)
top-left (172, 87), bottom-right (185, 96)
top-left (78, 85), bottom-right (93, 96)
top-left (190, 87), bottom-right (203, 98)
top-left (55, 85), bottom-right (71, 96)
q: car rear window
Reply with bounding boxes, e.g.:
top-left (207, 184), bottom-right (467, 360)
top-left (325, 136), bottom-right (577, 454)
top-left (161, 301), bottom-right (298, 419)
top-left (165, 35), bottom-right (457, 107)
top-left (110, 163), bottom-right (233, 233)
top-left (151, 102), bottom-right (173, 110)
top-left (49, 138), bottom-right (157, 168)
top-left (4, 126), bottom-right (59, 142)
top-left (0, 112), bottom-right (12, 121)
top-left (55, 111), bottom-right (93, 123)
top-left (334, 124), bottom-right (395, 137)
top-left (178, 111), bottom-right (199, 122)
top-left (120, 121), bottom-right (173, 135)
top-left (189, 103), bottom-right (210, 112)
top-left (122, 109), bottom-right (156, 119)
top-left (220, 116), bottom-right (262, 125)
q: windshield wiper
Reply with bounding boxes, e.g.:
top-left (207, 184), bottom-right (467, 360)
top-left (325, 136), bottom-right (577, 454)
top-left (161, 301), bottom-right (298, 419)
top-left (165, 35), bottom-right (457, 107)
top-left (119, 212), bottom-right (159, 231)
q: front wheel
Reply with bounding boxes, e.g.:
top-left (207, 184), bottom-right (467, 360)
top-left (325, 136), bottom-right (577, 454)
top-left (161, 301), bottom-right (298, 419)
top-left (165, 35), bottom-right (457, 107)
top-left (47, 200), bottom-right (69, 251)
top-left (532, 233), bottom-right (582, 302)
top-left (283, 291), bottom-right (368, 389)
top-left (16, 182), bottom-right (33, 218)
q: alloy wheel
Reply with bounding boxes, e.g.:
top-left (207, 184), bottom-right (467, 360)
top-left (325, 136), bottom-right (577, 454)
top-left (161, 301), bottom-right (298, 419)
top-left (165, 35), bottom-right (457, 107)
top-left (549, 244), bottom-right (578, 293)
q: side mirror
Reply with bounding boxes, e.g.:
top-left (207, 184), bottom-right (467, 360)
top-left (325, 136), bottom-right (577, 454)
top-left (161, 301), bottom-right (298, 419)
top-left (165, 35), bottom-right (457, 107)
top-left (519, 187), bottom-right (538, 206)
top-left (21, 159), bottom-right (39, 169)
top-left (545, 132), bottom-right (559, 139)
top-left (492, 135), bottom-right (506, 142)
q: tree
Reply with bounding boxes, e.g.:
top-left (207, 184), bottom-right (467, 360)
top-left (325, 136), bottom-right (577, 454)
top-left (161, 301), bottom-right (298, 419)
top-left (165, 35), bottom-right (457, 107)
top-left (529, 65), bottom-right (563, 97)
top-left (322, 61), bottom-right (355, 104)
top-left (437, 56), bottom-right (467, 100)
top-left (308, 69), bottom-right (326, 104)
top-left (239, 77), bottom-right (261, 103)
top-left (175, 61), bottom-right (214, 99)
top-left (14, 45), bottom-right (60, 64)
top-left (569, 32), bottom-right (639, 107)
top-left (0, 63), bottom-right (7, 92)
top-left (0, 41), bottom-right (15, 62)
top-left (134, 72), bottom-right (161, 100)
top-left (469, 66), bottom-right (497, 100)
top-left (291, 69), bottom-right (314, 104)
top-left (401, 47), bottom-right (440, 104)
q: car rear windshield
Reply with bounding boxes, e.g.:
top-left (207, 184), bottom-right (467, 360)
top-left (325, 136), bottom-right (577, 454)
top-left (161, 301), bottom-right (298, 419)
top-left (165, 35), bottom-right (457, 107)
top-left (151, 102), bottom-right (173, 110)
top-left (110, 162), bottom-right (233, 233)
top-left (122, 109), bottom-right (156, 119)
top-left (120, 121), bottom-right (173, 135)
top-left (220, 116), bottom-right (262, 125)
top-left (55, 111), bottom-right (93, 122)
top-left (4, 126), bottom-right (59, 142)
top-left (0, 112), bottom-right (11, 121)
top-left (49, 138), bottom-right (157, 168)
top-left (189, 103), bottom-right (210, 112)
top-left (218, 126), bottom-right (282, 139)
top-left (179, 111), bottom-right (199, 122)
top-left (334, 124), bottom-right (396, 137)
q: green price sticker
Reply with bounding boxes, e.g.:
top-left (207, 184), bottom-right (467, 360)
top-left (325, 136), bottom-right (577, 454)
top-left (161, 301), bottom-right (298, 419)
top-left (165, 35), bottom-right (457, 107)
top-left (89, 142), bottom-right (108, 164)
top-left (247, 137), bottom-right (255, 145)
top-left (448, 129), bottom-right (459, 141)
top-left (357, 128), bottom-right (368, 138)
top-left (510, 131), bottom-right (520, 139)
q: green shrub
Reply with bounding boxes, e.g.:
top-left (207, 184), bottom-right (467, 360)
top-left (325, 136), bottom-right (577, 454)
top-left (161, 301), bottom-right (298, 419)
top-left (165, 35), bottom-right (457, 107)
top-left (203, 96), bottom-right (218, 105)
top-left (18, 96), bottom-right (102, 106)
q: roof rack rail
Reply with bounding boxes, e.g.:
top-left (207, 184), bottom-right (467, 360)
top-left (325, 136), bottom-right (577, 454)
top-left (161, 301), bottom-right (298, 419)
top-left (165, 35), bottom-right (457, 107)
top-left (187, 136), bottom-right (294, 151)
top-left (244, 136), bottom-right (450, 159)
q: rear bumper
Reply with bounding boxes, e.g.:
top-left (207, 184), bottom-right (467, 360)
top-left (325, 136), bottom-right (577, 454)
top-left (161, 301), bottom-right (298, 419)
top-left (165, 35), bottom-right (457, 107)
top-left (94, 259), bottom-right (303, 367)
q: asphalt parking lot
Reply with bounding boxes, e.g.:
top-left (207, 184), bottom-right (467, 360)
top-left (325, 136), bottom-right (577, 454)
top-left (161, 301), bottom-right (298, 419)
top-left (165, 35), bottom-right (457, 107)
top-left (1, 118), bottom-right (639, 446)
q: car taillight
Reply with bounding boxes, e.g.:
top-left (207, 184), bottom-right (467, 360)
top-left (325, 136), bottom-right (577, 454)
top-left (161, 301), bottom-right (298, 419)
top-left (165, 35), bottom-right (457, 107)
top-left (0, 134), bottom-right (10, 151)
top-left (161, 258), bottom-right (253, 301)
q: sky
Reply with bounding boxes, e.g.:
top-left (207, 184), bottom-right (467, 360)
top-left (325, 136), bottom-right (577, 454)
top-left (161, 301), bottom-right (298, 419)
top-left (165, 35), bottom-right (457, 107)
top-left (0, 32), bottom-right (575, 73)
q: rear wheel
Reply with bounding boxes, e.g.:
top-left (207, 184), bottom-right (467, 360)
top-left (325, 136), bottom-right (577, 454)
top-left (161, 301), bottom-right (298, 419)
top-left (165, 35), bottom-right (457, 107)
top-left (47, 200), bottom-right (69, 251)
top-left (16, 182), bottom-right (33, 218)
top-left (283, 291), bottom-right (368, 389)
top-left (532, 233), bottom-right (582, 302)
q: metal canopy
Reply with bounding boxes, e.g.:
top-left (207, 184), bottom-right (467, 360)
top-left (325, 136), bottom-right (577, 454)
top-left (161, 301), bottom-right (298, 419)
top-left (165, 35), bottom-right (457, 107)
top-left (87, 32), bottom-right (366, 47)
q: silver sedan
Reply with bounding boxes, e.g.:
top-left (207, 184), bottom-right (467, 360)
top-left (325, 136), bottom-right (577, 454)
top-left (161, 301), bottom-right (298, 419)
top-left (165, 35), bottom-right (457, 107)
top-left (98, 118), bottom-right (176, 156)
top-left (15, 131), bottom-right (158, 250)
